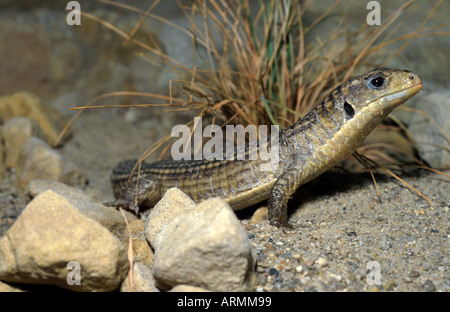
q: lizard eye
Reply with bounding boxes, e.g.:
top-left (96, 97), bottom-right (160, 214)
top-left (367, 76), bottom-right (386, 89)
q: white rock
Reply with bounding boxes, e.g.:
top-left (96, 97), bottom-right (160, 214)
top-left (316, 256), bottom-right (329, 268)
top-left (144, 187), bottom-right (196, 249)
top-left (152, 198), bottom-right (255, 291)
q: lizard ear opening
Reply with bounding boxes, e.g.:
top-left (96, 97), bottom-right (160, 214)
top-left (344, 102), bottom-right (355, 119)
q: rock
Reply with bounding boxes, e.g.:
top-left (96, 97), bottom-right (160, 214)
top-left (169, 284), bottom-right (210, 292)
top-left (152, 198), bottom-right (256, 292)
top-left (24, 179), bottom-right (136, 234)
top-left (2, 117), bottom-right (43, 168)
top-left (144, 187), bottom-right (196, 249)
top-left (16, 137), bottom-right (86, 190)
top-left (119, 219), bottom-right (153, 267)
top-left (120, 262), bottom-right (159, 292)
top-left (24, 179), bottom-right (88, 202)
top-left (249, 207), bottom-right (268, 225)
top-left (0, 190), bottom-right (129, 291)
top-left (407, 91), bottom-right (450, 168)
top-left (0, 280), bottom-right (24, 292)
top-left (0, 132), bottom-right (4, 181)
top-left (0, 91), bottom-right (69, 146)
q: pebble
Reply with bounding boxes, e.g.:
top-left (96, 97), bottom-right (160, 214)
top-left (268, 268), bottom-right (279, 277)
top-left (281, 271), bottom-right (294, 280)
top-left (304, 258), bottom-right (315, 268)
top-left (316, 256), bottom-right (329, 268)
top-left (409, 270), bottom-right (420, 278)
top-left (249, 207), bottom-right (268, 225)
top-left (329, 273), bottom-right (342, 282)
top-left (384, 280), bottom-right (397, 291)
top-left (423, 280), bottom-right (436, 292)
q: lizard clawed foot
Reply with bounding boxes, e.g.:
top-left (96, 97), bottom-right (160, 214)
top-left (103, 199), bottom-right (140, 215)
top-left (269, 220), bottom-right (294, 229)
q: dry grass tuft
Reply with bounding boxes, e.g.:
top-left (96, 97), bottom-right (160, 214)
top-left (63, 0), bottom-right (448, 200)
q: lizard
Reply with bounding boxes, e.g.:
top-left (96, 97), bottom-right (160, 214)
top-left (108, 68), bottom-right (422, 227)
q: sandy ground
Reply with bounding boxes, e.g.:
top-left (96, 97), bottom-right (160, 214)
top-left (246, 169), bottom-right (449, 291)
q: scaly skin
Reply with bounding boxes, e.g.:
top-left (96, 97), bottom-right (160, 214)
top-left (109, 68), bottom-right (422, 227)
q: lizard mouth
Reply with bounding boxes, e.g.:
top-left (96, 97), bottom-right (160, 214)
top-left (383, 82), bottom-right (423, 102)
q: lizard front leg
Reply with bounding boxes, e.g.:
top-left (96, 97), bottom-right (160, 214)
top-left (268, 163), bottom-right (303, 227)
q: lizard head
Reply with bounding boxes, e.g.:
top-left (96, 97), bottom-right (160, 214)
top-left (341, 68), bottom-right (422, 120)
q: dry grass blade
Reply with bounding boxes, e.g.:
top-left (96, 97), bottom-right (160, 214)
top-left (413, 166), bottom-right (450, 178)
top-left (352, 151), bottom-right (441, 205)
top-left (369, 170), bottom-right (381, 198)
top-left (382, 0), bottom-right (444, 66)
top-left (382, 168), bottom-right (432, 205)
top-left (55, 91), bottom-right (189, 146)
top-left (123, 0), bottom-right (161, 46)
top-left (343, 0), bottom-right (414, 81)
